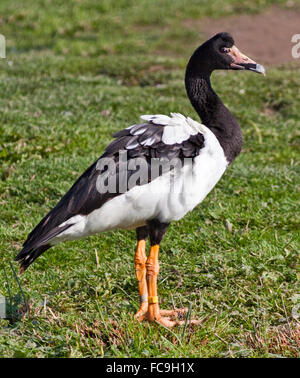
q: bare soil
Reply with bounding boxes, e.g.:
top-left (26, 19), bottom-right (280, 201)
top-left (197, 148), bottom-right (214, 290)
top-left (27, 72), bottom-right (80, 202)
top-left (188, 6), bottom-right (300, 65)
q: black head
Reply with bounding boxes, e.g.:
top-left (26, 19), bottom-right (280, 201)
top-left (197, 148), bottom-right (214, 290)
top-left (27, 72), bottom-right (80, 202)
top-left (188, 32), bottom-right (265, 76)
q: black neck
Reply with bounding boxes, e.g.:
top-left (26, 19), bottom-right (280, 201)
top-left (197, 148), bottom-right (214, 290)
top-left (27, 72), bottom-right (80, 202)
top-left (185, 66), bottom-right (242, 163)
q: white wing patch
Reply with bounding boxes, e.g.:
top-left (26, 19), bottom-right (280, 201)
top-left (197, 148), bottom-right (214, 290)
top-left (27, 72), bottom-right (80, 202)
top-left (140, 113), bottom-right (206, 145)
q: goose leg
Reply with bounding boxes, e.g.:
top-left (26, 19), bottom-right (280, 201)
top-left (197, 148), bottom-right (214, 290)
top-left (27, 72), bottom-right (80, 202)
top-left (134, 227), bottom-right (149, 319)
top-left (139, 220), bottom-right (200, 327)
top-left (143, 244), bottom-right (193, 327)
top-left (145, 244), bottom-right (161, 322)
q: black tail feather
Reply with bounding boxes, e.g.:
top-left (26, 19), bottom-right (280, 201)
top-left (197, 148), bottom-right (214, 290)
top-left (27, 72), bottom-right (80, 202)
top-left (15, 244), bottom-right (52, 273)
top-left (15, 222), bottom-right (74, 273)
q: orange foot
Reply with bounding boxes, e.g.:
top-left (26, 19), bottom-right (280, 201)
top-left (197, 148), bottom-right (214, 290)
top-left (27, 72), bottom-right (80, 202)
top-left (134, 302), bottom-right (148, 319)
top-left (137, 305), bottom-right (200, 327)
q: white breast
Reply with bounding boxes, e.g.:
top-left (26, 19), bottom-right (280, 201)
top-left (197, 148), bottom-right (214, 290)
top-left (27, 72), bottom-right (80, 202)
top-left (155, 123), bottom-right (228, 222)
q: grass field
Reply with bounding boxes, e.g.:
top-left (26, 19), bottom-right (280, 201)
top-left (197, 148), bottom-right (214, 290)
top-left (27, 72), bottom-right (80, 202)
top-left (0, 0), bottom-right (299, 358)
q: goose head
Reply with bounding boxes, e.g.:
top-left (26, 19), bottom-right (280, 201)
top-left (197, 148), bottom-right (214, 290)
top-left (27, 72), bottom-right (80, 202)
top-left (190, 32), bottom-right (266, 76)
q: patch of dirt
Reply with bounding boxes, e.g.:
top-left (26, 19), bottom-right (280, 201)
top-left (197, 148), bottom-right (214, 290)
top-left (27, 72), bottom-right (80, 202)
top-left (187, 6), bottom-right (300, 65)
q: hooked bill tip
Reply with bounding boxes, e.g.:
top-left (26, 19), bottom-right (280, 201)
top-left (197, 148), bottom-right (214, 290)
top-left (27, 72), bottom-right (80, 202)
top-left (253, 63), bottom-right (266, 76)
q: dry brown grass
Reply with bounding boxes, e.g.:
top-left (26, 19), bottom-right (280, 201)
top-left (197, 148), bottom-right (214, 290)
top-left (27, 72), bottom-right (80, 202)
top-left (243, 322), bottom-right (300, 357)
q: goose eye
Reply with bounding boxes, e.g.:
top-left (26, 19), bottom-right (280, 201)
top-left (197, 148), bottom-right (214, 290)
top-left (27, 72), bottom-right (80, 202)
top-left (220, 47), bottom-right (229, 53)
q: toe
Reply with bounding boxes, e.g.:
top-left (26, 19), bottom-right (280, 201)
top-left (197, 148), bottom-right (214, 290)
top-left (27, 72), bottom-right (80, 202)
top-left (134, 303), bottom-right (148, 319)
top-left (157, 317), bottom-right (177, 328)
top-left (157, 317), bottom-right (201, 327)
top-left (160, 307), bottom-right (188, 317)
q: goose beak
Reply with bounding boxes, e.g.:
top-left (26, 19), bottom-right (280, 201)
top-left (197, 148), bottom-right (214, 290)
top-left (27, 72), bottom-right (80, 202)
top-left (229, 45), bottom-right (266, 76)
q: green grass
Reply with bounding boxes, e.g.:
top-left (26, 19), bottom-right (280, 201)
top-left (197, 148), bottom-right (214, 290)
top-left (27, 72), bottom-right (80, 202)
top-left (0, 0), bottom-right (299, 358)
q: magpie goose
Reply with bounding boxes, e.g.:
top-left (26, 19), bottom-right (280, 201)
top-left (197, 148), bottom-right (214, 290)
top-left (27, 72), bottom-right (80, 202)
top-left (16, 33), bottom-right (265, 327)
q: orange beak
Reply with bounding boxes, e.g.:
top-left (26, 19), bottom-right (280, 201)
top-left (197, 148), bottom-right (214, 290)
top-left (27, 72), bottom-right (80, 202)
top-left (228, 45), bottom-right (266, 75)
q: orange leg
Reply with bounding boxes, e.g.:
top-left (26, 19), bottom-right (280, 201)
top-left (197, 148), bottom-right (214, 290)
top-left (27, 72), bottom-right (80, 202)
top-left (134, 239), bottom-right (148, 318)
top-left (140, 245), bottom-right (199, 327)
top-left (134, 221), bottom-right (200, 327)
top-left (145, 244), bottom-right (161, 322)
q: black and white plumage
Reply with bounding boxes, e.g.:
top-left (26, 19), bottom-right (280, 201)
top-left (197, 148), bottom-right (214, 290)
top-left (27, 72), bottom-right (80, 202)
top-left (16, 113), bottom-right (220, 271)
top-left (15, 32), bottom-right (265, 323)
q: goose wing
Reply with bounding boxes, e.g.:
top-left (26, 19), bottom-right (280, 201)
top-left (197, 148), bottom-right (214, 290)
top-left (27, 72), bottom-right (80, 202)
top-left (16, 113), bottom-right (205, 271)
